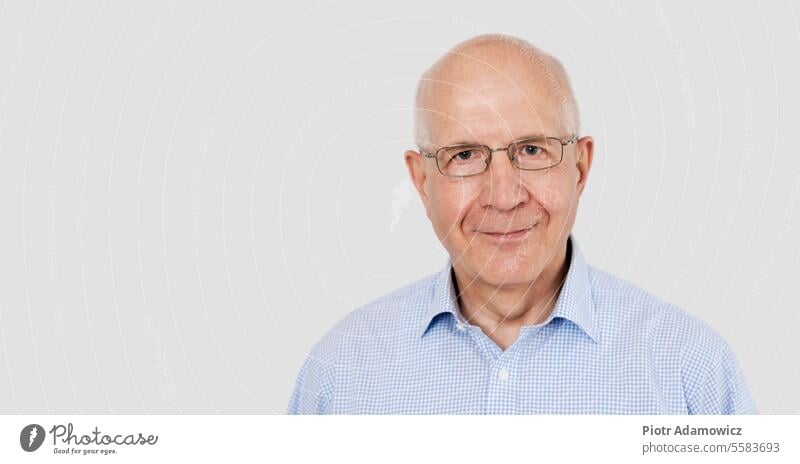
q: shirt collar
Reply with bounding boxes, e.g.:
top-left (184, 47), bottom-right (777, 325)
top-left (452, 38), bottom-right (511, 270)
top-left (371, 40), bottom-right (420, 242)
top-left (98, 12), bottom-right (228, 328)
top-left (418, 234), bottom-right (599, 343)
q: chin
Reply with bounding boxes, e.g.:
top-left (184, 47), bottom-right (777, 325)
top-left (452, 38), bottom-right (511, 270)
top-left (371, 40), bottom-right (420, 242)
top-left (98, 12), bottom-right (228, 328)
top-left (467, 252), bottom-right (541, 288)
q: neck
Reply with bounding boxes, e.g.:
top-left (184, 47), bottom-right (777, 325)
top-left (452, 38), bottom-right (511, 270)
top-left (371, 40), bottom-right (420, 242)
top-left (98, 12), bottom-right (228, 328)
top-left (453, 242), bottom-right (571, 350)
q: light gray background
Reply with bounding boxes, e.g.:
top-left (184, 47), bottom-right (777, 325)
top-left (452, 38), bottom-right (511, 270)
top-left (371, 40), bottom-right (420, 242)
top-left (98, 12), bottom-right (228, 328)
top-left (0, 0), bottom-right (798, 414)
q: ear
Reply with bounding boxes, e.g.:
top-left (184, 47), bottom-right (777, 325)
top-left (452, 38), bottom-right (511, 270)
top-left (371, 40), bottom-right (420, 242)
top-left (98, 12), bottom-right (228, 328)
top-left (574, 136), bottom-right (594, 196)
top-left (404, 149), bottom-right (431, 211)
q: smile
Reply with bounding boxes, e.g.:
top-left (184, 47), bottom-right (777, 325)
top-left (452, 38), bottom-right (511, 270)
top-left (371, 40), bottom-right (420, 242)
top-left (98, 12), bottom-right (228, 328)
top-left (478, 224), bottom-right (536, 243)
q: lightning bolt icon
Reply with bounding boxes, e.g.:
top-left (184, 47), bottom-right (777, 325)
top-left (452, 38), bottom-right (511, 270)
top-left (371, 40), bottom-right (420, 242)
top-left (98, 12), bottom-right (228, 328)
top-left (29, 427), bottom-right (38, 447)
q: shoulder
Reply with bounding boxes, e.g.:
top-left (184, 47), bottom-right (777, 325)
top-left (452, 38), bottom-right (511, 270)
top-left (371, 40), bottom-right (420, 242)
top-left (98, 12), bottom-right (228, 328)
top-left (330, 271), bottom-right (439, 339)
top-left (287, 271), bottom-right (440, 414)
top-left (308, 270), bottom-right (440, 358)
top-left (586, 265), bottom-right (721, 344)
top-left (586, 265), bottom-right (756, 413)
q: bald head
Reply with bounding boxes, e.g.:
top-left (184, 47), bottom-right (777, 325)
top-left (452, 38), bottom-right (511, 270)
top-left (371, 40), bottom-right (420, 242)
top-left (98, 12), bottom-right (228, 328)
top-left (413, 34), bottom-right (580, 149)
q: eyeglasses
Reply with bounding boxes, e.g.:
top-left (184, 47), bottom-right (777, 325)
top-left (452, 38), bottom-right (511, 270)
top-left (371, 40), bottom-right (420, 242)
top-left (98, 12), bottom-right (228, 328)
top-left (421, 135), bottom-right (578, 177)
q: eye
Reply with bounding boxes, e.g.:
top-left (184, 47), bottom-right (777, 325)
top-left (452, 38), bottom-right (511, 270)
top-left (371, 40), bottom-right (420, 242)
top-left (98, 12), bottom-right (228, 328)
top-left (521, 144), bottom-right (543, 156)
top-left (453, 150), bottom-right (474, 161)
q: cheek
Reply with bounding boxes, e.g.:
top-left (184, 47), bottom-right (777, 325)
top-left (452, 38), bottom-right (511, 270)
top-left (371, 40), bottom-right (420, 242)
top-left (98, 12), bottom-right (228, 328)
top-left (529, 172), bottom-right (577, 213)
top-left (427, 181), bottom-right (477, 234)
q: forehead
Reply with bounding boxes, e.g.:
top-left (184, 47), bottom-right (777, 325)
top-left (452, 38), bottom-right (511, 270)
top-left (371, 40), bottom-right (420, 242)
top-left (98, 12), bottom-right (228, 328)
top-left (419, 58), bottom-right (569, 147)
top-left (427, 84), bottom-right (566, 146)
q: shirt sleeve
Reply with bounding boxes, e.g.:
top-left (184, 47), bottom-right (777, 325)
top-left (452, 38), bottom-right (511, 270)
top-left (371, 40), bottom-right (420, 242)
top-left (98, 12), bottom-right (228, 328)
top-left (287, 340), bottom-right (334, 415)
top-left (683, 326), bottom-right (757, 415)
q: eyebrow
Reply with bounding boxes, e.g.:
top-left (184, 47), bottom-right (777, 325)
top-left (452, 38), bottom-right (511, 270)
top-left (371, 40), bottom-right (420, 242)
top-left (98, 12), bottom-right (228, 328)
top-left (440, 133), bottom-right (549, 147)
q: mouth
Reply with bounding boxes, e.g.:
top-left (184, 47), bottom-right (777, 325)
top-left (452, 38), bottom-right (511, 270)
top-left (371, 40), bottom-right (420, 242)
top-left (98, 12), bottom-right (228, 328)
top-left (478, 224), bottom-right (536, 243)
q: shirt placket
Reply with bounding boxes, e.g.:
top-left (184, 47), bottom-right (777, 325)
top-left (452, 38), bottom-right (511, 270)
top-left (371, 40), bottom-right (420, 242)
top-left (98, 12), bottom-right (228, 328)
top-left (461, 323), bottom-right (551, 414)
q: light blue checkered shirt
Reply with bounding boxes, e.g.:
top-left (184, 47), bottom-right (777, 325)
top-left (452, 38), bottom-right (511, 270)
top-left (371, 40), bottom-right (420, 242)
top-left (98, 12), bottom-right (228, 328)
top-left (288, 235), bottom-right (757, 414)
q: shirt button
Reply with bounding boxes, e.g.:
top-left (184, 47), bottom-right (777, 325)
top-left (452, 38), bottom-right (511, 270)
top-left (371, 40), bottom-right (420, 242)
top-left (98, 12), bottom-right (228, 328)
top-left (456, 322), bottom-right (467, 331)
top-left (497, 368), bottom-right (510, 381)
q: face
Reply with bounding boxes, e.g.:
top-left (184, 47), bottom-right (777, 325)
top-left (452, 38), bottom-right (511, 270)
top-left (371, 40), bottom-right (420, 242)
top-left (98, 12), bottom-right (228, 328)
top-left (405, 64), bottom-right (593, 290)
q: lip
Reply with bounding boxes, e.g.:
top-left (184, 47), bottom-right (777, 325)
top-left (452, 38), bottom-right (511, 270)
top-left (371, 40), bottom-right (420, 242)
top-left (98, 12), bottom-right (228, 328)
top-left (478, 225), bottom-right (536, 243)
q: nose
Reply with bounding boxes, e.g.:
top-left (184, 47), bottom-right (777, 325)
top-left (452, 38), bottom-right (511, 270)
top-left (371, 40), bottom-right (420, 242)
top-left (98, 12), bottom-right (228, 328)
top-left (479, 149), bottom-right (529, 212)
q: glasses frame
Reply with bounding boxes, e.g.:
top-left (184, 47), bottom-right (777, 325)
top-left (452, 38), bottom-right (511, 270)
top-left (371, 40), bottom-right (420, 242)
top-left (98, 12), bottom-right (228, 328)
top-left (421, 134), bottom-right (579, 178)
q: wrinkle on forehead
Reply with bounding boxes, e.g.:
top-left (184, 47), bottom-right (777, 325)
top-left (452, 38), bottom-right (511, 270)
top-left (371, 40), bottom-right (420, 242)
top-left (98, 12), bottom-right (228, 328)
top-left (414, 34), bottom-right (580, 149)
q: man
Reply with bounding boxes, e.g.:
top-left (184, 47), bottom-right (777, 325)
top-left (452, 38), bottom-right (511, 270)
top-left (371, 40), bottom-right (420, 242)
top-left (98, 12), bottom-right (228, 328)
top-left (288, 34), bottom-right (756, 414)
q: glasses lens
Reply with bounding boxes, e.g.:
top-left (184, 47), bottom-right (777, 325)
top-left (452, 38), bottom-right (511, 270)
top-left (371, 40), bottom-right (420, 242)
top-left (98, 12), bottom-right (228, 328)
top-left (511, 138), bottom-right (563, 170)
top-left (436, 145), bottom-right (489, 177)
